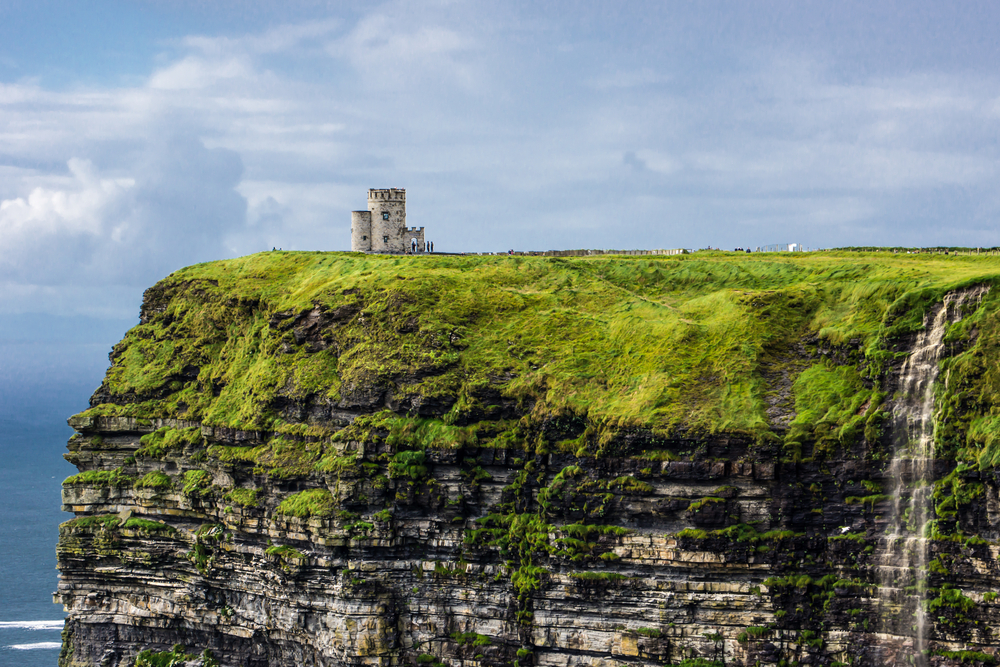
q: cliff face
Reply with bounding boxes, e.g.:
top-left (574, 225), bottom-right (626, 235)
top-left (55, 252), bottom-right (1000, 667)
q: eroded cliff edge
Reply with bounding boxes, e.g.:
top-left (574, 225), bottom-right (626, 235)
top-left (55, 251), bottom-right (1000, 667)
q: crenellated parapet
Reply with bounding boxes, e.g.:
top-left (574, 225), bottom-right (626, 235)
top-left (368, 188), bottom-right (405, 202)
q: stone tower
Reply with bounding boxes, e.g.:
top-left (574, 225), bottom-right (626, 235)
top-left (351, 188), bottom-right (426, 253)
top-left (351, 209), bottom-right (372, 252)
top-left (369, 188), bottom-right (406, 253)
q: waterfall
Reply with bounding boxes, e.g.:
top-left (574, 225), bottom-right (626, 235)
top-left (878, 286), bottom-right (988, 665)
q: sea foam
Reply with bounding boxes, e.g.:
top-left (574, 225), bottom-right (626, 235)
top-left (0, 621), bottom-right (64, 631)
top-left (8, 642), bottom-right (62, 650)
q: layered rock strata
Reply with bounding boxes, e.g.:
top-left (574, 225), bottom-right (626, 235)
top-left (57, 416), bottom-right (1000, 667)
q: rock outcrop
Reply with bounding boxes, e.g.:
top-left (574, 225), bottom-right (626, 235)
top-left (55, 252), bottom-right (1000, 667)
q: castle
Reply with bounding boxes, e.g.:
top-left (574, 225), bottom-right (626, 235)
top-left (351, 188), bottom-right (428, 253)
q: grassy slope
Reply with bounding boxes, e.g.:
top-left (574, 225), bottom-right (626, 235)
top-left (80, 250), bottom-right (1000, 463)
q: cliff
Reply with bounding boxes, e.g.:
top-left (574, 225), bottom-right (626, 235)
top-left (55, 251), bottom-right (1000, 667)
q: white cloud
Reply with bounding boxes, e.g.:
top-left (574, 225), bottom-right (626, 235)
top-left (0, 159), bottom-right (132, 239)
top-left (0, 160), bottom-right (136, 287)
top-left (149, 55), bottom-right (255, 90)
top-left (0, 134), bottom-right (245, 297)
top-left (182, 18), bottom-right (342, 56)
top-left (330, 12), bottom-right (479, 89)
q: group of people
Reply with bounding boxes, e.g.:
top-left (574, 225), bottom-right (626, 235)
top-left (408, 240), bottom-right (434, 254)
top-left (704, 245), bottom-right (754, 253)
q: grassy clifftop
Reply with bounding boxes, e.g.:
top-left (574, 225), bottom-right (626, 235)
top-left (79, 250), bottom-right (1000, 463)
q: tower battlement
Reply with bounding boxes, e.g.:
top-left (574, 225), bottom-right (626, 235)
top-left (368, 188), bottom-right (406, 202)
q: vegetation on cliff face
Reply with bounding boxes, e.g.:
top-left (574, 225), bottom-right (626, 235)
top-left (78, 250), bottom-right (1000, 462)
top-left (59, 250), bottom-right (1000, 667)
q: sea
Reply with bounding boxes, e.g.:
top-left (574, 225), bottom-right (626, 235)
top-left (0, 316), bottom-right (133, 666)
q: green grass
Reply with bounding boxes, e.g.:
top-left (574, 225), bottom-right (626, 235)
top-left (63, 469), bottom-right (133, 487)
top-left (568, 571), bottom-right (627, 582)
top-left (276, 488), bottom-right (334, 518)
top-left (388, 449), bottom-right (429, 480)
top-left (137, 426), bottom-right (202, 458)
top-left (630, 627), bottom-right (662, 638)
top-left (784, 362), bottom-right (878, 459)
top-left (687, 497), bottom-right (724, 512)
top-left (64, 250), bottom-right (1000, 478)
top-left (123, 518), bottom-right (177, 535)
top-left (384, 417), bottom-right (483, 450)
top-left (223, 488), bottom-right (259, 508)
top-left (934, 650), bottom-right (997, 665)
top-left (845, 493), bottom-right (892, 511)
top-left (59, 514), bottom-right (121, 532)
top-left (134, 645), bottom-right (219, 667)
top-left (134, 645), bottom-right (195, 667)
top-left (828, 531), bottom-right (868, 544)
top-left (208, 436), bottom-right (327, 479)
top-left (927, 585), bottom-right (977, 616)
top-left (577, 475), bottom-right (654, 494)
top-left (71, 251), bottom-right (1000, 441)
top-left (182, 469), bottom-right (212, 495)
top-left (736, 626), bottom-right (771, 643)
top-left (134, 472), bottom-right (172, 490)
top-left (676, 528), bottom-right (708, 539)
top-left (676, 523), bottom-right (799, 543)
top-left (265, 544), bottom-right (306, 560)
top-left (450, 632), bottom-right (491, 647)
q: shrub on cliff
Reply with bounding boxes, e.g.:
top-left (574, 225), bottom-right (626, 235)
top-left (64, 468), bottom-right (133, 487)
top-left (276, 488), bottom-right (334, 518)
top-left (137, 426), bottom-right (202, 459)
top-left (134, 472), bottom-right (173, 490)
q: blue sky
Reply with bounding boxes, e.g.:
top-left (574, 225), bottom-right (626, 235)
top-left (1, 0), bottom-right (1000, 332)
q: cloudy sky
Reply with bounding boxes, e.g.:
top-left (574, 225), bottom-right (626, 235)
top-left (2, 0), bottom-right (1000, 403)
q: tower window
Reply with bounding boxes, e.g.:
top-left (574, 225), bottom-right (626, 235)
top-left (362, 235), bottom-right (367, 240)
top-left (383, 236), bottom-right (389, 243)
top-left (382, 212), bottom-right (390, 220)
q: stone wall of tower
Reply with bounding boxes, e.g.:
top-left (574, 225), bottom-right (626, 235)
top-left (351, 211), bottom-right (372, 252)
top-left (368, 188), bottom-right (407, 253)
